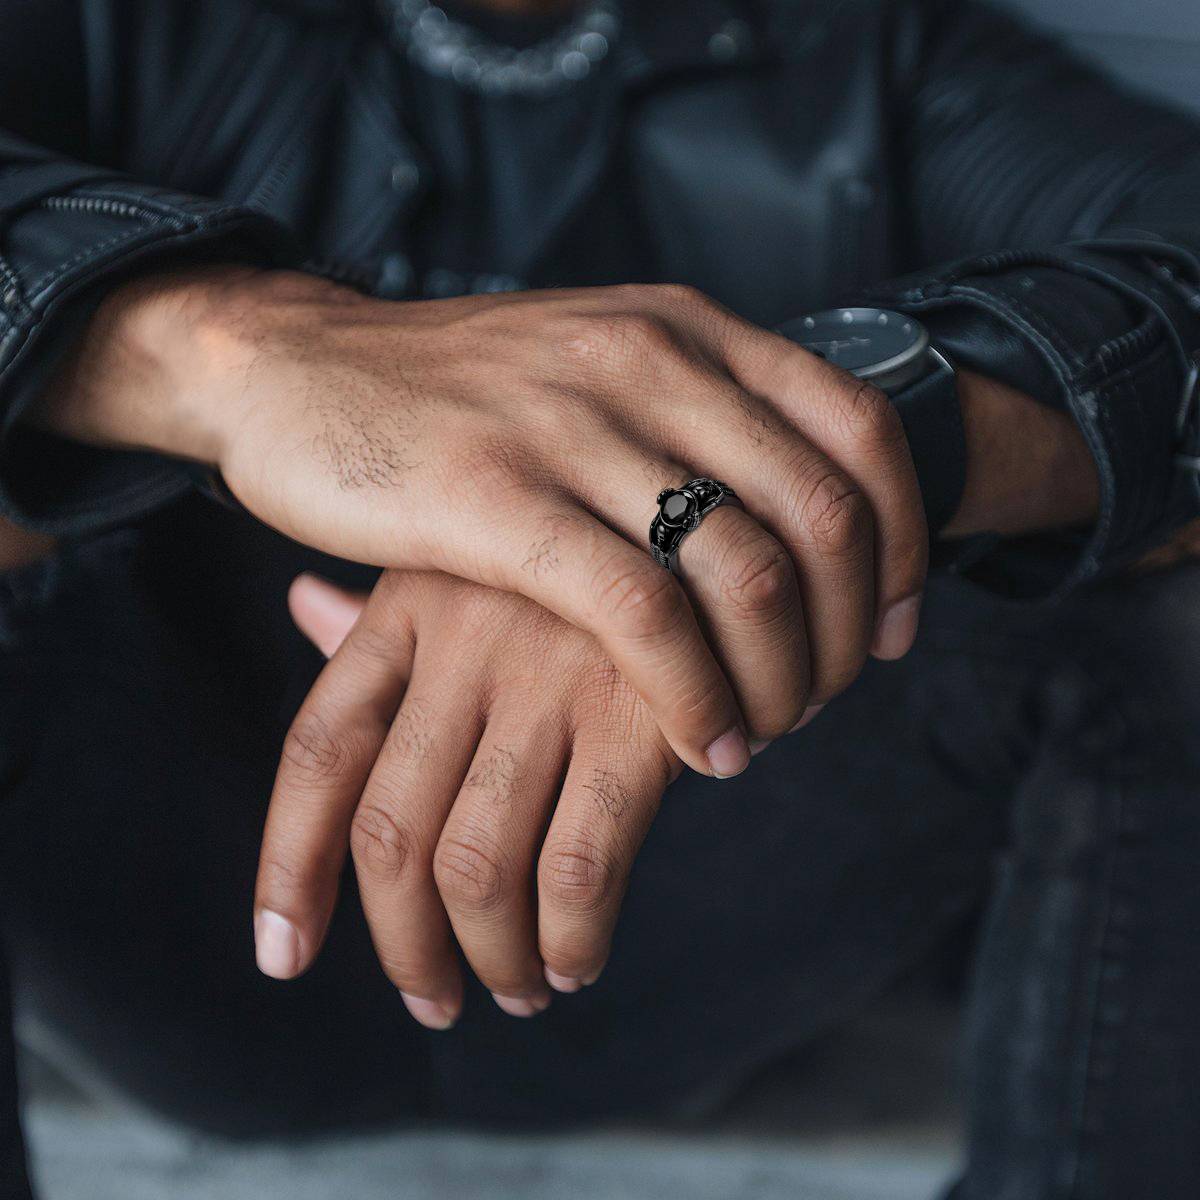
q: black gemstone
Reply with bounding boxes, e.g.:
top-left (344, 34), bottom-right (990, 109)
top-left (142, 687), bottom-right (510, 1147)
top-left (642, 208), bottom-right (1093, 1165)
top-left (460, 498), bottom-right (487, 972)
top-left (661, 492), bottom-right (691, 524)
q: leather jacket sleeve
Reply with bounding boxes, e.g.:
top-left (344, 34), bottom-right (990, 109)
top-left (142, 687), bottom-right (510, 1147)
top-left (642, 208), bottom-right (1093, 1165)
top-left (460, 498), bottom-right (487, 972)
top-left (862, 0), bottom-right (1200, 596)
top-left (0, 2), bottom-right (294, 534)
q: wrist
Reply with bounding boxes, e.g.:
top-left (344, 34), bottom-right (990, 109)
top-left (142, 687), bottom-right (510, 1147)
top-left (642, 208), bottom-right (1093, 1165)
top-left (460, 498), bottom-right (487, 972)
top-left (35, 264), bottom-right (292, 467)
top-left (943, 370), bottom-right (1100, 538)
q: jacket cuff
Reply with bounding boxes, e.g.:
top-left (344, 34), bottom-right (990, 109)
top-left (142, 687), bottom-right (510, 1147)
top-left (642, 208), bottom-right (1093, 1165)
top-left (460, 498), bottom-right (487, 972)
top-left (0, 174), bottom-right (297, 535)
top-left (859, 244), bottom-right (1200, 598)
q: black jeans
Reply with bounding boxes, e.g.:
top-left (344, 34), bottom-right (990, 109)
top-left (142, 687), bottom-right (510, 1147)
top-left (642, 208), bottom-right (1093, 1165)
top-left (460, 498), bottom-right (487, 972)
top-left (2, 507), bottom-right (1199, 1199)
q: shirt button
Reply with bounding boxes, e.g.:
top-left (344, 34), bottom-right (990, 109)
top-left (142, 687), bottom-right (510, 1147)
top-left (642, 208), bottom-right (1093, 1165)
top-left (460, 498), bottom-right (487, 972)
top-left (378, 252), bottom-right (413, 298)
top-left (708, 19), bottom-right (752, 62)
top-left (389, 160), bottom-right (421, 197)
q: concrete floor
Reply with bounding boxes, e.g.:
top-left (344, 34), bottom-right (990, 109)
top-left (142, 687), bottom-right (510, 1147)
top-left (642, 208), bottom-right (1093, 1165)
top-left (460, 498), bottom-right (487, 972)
top-left (19, 990), bottom-right (963, 1200)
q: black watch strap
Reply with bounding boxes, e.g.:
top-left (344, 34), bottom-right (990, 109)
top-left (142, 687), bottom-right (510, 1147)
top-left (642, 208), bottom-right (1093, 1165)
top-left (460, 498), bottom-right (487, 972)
top-left (889, 356), bottom-right (966, 539)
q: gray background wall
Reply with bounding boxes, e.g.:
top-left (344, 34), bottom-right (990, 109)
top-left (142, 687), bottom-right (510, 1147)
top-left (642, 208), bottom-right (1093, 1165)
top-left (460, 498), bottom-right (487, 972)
top-left (1003, 0), bottom-right (1200, 115)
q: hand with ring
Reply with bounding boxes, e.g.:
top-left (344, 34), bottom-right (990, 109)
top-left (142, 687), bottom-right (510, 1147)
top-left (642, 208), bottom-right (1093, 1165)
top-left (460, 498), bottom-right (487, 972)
top-left (48, 270), bottom-right (928, 775)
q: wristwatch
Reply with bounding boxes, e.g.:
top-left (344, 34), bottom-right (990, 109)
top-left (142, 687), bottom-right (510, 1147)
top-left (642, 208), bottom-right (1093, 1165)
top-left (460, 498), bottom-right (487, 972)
top-left (775, 307), bottom-right (965, 537)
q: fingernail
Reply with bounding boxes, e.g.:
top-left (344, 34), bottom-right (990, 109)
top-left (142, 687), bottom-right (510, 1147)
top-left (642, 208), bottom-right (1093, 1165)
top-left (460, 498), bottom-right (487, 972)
top-left (545, 968), bottom-right (582, 994)
top-left (872, 594), bottom-right (923, 661)
top-left (748, 739), bottom-right (770, 756)
top-left (400, 992), bottom-right (457, 1031)
top-left (254, 910), bottom-right (301, 980)
top-left (492, 991), bottom-right (552, 1018)
top-left (789, 704), bottom-right (825, 733)
top-left (706, 728), bottom-right (750, 778)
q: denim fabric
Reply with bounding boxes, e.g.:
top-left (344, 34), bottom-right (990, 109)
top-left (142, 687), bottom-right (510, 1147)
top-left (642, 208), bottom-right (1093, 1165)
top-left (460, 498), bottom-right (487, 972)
top-left (0, 501), bottom-right (1199, 1197)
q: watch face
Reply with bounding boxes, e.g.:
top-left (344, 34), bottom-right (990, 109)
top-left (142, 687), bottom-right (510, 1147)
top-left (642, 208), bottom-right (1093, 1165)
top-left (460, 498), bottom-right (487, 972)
top-left (775, 308), bottom-right (930, 392)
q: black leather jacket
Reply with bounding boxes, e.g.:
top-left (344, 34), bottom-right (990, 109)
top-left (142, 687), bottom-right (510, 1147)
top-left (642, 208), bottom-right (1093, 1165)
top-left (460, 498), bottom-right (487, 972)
top-left (3, 0), bottom-right (1200, 596)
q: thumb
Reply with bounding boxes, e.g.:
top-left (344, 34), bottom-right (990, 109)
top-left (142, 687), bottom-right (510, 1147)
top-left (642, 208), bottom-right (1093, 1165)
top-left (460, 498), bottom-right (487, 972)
top-left (288, 573), bottom-right (369, 658)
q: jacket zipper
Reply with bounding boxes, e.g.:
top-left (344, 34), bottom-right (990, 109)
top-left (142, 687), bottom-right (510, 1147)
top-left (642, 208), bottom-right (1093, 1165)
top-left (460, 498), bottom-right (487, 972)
top-left (40, 195), bottom-right (168, 224)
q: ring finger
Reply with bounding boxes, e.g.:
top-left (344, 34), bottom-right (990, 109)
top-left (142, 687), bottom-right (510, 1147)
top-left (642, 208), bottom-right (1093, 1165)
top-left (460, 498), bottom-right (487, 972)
top-left (669, 502), bottom-right (810, 743)
top-left (561, 440), bottom-right (811, 743)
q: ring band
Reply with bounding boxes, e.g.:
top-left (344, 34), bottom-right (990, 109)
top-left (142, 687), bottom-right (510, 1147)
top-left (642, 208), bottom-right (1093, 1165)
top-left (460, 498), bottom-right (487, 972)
top-left (649, 477), bottom-right (742, 574)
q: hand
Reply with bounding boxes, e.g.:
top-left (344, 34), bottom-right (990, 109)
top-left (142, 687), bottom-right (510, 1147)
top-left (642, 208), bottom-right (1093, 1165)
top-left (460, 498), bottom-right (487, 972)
top-left (255, 570), bottom-right (697, 1029)
top-left (40, 268), bottom-right (928, 774)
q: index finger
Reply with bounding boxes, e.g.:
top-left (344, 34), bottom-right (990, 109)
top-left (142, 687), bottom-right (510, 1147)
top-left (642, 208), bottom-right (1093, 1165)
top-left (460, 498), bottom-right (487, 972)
top-left (254, 582), bottom-right (415, 980)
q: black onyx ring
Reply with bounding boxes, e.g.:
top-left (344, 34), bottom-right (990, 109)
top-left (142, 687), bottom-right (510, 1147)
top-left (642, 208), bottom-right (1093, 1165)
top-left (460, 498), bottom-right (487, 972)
top-left (649, 477), bottom-right (742, 574)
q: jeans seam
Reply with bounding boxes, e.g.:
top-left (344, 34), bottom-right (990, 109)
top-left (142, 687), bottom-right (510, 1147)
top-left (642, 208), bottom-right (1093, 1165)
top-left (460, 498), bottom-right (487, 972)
top-left (1063, 671), bottom-right (1134, 1200)
top-left (1065, 772), bottom-right (1128, 1195)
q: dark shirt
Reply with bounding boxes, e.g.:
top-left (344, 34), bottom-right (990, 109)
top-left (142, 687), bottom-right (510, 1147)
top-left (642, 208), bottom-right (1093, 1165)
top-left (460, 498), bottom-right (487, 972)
top-left (397, 1), bottom-right (643, 296)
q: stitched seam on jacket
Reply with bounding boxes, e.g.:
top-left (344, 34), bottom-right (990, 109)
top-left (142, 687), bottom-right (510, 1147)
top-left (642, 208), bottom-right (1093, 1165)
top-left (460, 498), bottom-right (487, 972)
top-left (0, 256), bottom-right (22, 304)
top-left (22, 225), bottom-right (169, 304)
top-left (2, 212), bottom-right (247, 370)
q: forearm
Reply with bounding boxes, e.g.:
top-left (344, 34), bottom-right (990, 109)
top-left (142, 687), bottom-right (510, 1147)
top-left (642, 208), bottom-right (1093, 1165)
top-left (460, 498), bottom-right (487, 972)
top-left (945, 369), bottom-right (1099, 540)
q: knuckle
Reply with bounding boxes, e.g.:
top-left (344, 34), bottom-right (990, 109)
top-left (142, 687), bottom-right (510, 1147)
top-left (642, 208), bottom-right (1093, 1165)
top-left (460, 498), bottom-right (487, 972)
top-left (609, 311), bottom-right (676, 361)
top-left (802, 476), bottom-right (873, 560)
top-left (654, 282), bottom-right (709, 316)
top-left (350, 804), bottom-right (418, 884)
top-left (720, 541), bottom-right (796, 617)
top-left (539, 839), bottom-right (618, 915)
top-left (281, 712), bottom-right (359, 787)
top-left (433, 835), bottom-right (508, 912)
top-left (548, 314), bottom-right (607, 364)
top-left (841, 380), bottom-right (906, 452)
top-left (557, 311), bottom-right (674, 371)
top-left (592, 557), bottom-right (681, 642)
